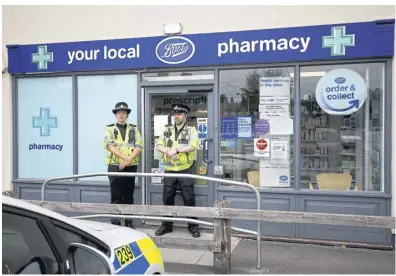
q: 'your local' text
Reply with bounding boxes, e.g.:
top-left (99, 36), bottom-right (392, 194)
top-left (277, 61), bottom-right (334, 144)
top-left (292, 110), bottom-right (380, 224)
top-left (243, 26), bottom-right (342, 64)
top-left (67, 45), bottom-right (140, 64)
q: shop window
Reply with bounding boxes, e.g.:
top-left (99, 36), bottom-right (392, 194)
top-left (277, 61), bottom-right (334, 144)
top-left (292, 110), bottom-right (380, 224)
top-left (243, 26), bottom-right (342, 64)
top-left (77, 74), bottom-right (138, 181)
top-left (299, 63), bottom-right (385, 192)
top-left (219, 67), bottom-right (295, 188)
top-left (17, 77), bottom-right (73, 179)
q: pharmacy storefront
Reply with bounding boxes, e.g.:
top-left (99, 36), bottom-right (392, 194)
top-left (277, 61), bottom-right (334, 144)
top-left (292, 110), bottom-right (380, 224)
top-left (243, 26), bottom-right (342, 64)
top-left (8, 19), bottom-right (394, 245)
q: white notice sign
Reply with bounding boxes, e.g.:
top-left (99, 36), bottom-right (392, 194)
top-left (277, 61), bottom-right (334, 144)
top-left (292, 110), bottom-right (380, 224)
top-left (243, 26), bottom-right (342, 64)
top-left (151, 168), bottom-right (162, 184)
top-left (259, 167), bottom-right (290, 187)
top-left (259, 77), bottom-right (291, 97)
top-left (238, 117), bottom-right (252, 138)
top-left (266, 118), bottom-right (294, 135)
top-left (260, 96), bottom-right (290, 105)
top-left (259, 104), bottom-right (290, 119)
top-left (270, 140), bottom-right (289, 162)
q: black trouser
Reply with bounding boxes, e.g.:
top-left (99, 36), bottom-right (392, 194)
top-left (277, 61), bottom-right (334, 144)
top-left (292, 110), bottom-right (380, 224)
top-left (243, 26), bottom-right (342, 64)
top-left (108, 165), bottom-right (137, 225)
top-left (162, 164), bottom-right (197, 230)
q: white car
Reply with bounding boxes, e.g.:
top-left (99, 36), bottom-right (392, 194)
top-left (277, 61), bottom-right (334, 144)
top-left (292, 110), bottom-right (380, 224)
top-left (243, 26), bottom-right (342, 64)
top-left (2, 195), bottom-right (165, 274)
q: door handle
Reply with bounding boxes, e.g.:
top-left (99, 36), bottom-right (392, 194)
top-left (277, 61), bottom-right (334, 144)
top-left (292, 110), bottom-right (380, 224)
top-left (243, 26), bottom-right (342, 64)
top-left (202, 138), bottom-right (213, 163)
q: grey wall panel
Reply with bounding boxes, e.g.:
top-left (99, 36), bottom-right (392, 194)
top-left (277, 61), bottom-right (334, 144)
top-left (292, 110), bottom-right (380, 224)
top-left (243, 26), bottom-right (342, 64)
top-left (218, 190), bottom-right (297, 237)
top-left (18, 185), bottom-right (71, 202)
top-left (13, 182), bottom-right (143, 226)
top-left (79, 188), bottom-right (110, 203)
top-left (297, 195), bottom-right (389, 245)
top-left (78, 186), bottom-right (142, 204)
top-left (17, 186), bottom-right (42, 200)
top-left (304, 199), bottom-right (380, 215)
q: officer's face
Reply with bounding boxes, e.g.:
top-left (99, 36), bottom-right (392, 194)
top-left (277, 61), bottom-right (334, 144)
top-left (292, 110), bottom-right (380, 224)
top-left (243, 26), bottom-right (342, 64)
top-left (174, 112), bottom-right (185, 124)
top-left (116, 111), bottom-right (127, 123)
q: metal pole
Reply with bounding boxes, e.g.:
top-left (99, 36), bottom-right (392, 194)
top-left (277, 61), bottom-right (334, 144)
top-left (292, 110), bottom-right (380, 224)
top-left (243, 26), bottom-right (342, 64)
top-left (41, 172), bottom-right (261, 269)
top-left (72, 214), bottom-right (259, 236)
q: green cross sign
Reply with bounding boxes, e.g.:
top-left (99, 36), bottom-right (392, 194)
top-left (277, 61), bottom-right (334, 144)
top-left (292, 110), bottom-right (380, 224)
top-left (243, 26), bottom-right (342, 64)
top-left (32, 45), bottom-right (54, 70)
top-left (32, 108), bottom-right (58, 136)
top-left (322, 26), bottom-right (355, 56)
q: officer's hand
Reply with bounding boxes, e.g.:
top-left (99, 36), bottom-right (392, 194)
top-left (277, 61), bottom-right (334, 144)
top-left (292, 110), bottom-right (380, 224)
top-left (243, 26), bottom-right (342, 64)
top-left (171, 155), bottom-right (179, 161)
top-left (168, 148), bottom-right (178, 157)
top-left (126, 156), bottom-right (133, 163)
top-left (119, 162), bottom-right (127, 170)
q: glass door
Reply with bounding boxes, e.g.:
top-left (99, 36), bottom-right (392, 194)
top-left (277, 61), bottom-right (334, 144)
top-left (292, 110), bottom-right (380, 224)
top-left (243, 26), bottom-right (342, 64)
top-left (144, 85), bottom-right (215, 227)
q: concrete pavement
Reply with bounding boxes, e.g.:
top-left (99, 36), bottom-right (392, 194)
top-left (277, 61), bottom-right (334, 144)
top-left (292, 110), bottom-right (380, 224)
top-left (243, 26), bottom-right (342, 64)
top-left (136, 226), bottom-right (395, 274)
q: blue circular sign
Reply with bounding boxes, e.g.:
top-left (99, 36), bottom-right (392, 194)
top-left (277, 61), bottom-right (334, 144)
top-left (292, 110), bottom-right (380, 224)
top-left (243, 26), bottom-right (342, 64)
top-left (315, 68), bottom-right (367, 115)
top-left (254, 119), bottom-right (270, 135)
top-left (198, 124), bottom-right (207, 133)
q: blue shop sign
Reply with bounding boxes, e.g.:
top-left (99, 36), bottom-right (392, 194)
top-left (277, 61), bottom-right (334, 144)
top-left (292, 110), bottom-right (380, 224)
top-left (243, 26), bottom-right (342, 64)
top-left (7, 19), bottom-right (394, 74)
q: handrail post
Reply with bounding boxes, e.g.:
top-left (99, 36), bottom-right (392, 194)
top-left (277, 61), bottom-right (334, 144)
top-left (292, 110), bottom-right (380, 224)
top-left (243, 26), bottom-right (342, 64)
top-left (223, 201), bottom-right (232, 273)
top-left (213, 201), bottom-right (231, 274)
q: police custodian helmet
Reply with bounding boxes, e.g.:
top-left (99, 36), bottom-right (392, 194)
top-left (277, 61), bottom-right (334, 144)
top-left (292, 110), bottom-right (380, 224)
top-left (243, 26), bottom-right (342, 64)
top-left (172, 104), bottom-right (190, 114)
top-left (112, 102), bottom-right (131, 114)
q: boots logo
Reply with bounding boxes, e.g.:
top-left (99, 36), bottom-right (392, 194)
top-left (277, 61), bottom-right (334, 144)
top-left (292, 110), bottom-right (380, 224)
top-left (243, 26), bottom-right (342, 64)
top-left (155, 36), bottom-right (195, 64)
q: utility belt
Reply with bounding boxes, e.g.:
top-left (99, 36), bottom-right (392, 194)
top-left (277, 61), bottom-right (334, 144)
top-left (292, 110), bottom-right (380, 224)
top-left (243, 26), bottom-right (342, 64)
top-left (165, 161), bottom-right (195, 173)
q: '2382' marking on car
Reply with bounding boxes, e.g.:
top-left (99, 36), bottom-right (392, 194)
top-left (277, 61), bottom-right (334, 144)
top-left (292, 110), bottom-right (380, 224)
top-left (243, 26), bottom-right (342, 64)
top-left (115, 244), bottom-right (135, 267)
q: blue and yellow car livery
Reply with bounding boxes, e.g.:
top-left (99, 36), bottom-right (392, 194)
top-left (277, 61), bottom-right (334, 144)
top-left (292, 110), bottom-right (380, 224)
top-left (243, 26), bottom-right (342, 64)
top-left (112, 237), bottom-right (164, 274)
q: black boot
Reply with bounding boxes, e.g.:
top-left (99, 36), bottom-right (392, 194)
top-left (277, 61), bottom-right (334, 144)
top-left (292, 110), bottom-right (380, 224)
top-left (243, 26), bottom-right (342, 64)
top-left (155, 225), bottom-right (173, 236)
top-left (111, 218), bottom-right (121, 226)
top-left (125, 220), bottom-right (135, 229)
top-left (188, 226), bottom-right (200, 238)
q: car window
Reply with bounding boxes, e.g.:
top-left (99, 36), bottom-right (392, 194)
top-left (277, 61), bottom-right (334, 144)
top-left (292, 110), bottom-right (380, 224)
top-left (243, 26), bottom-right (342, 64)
top-left (2, 211), bottom-right (59, 274)
top-left (53, 224), bottom-right (110, 257)
top-left (71, 247), bottom-right (110, 274)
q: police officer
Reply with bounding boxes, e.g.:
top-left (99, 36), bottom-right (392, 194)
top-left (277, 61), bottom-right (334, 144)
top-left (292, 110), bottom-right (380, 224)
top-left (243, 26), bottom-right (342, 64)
top-left (104, 102), bottom-right (143, 228)
top-left (155, 104), bottom-right (200, 238)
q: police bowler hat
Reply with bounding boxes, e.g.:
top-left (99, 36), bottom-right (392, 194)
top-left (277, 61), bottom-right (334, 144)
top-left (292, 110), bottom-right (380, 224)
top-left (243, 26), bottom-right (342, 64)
top-left (172, 104), bottom-right (190, 114)
top-left (112, 102), bottom-right (131, 114)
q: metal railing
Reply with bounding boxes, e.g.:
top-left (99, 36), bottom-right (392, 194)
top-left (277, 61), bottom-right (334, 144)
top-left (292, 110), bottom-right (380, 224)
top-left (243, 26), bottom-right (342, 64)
top-left (72, 214), bottom-right (258, 236)
top-left (40, 172), bottom-right (262, 269)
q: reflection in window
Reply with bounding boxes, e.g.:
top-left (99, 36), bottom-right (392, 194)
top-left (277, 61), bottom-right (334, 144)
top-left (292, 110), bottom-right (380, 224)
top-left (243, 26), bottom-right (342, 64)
top-left (220, 68), bottom-right (295, 188)
top-left (300, 63), bottom-right (384, 192)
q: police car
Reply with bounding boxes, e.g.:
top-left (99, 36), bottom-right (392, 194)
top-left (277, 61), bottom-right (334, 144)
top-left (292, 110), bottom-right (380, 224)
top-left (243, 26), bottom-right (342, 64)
top-left (2, 195), bottom-right (165, 274)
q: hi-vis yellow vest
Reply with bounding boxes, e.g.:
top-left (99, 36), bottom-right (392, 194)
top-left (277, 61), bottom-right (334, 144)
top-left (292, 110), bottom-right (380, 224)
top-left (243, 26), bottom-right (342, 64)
top-left (104, 123), bottom-right (143, 166)
top-left (156, 124), bottom-right (199, 171)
